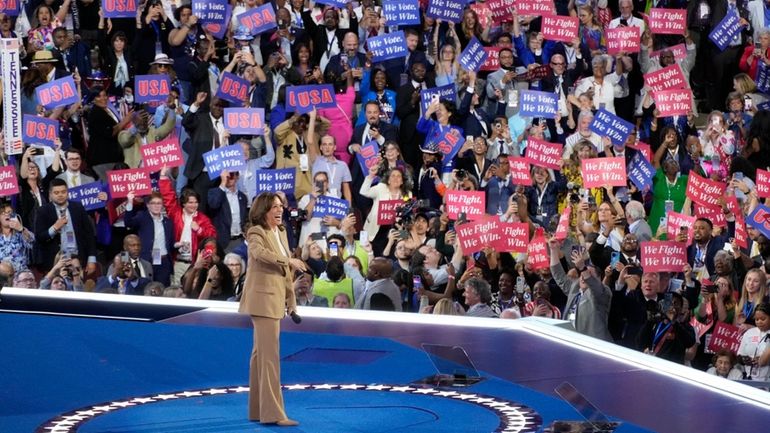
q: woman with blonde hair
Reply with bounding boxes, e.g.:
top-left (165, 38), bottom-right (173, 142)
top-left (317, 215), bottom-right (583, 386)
top-left (432, 298), bottom-right (459, 315)
top-left (735, 268), bottom-right (769, 330)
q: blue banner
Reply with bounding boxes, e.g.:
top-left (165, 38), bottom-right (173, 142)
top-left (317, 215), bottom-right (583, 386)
top-left (216, 71), bottom-right (250, 106)
top-left (356, 140), bottom-right (380, 175)
top-left (22, 115), bottom-right (58, 147)
top-left (134, 75), bottom-right (171, 103)
top-left (203, 144), bottom-right (247, 180)
top-left (236, 3), bottom-right (277, 36)
top-left (758, 62), bottom-right (770, 95)
top-left (255, 168), bottom-right (295, 194)
top-left (426, 0), bottom-right (467, 23)
top-left (424, 124), bottom-right (465, 162)
top-left (193, 0), bottom-right (231, 39)
top-left (628, 152), bottom-right (655, 191)
top-left (758, 101), bottom-right (770, 112)
top-left (36, 76), bottom-right (78, 110)
top-left (589, 108), bottom-right (634, 145)
top-left (459, 37), bottom-right (488, 72)
top-left (518, 90), bottom-right (558, 119)
top-left (368, 31), bottom-right (409, 63)
top-left (223, 108), bottom-right (265, 135)
top-left (286, 84), bottom-right (337, 114)
top-left (708, 8), bottom-right (744, 52)
top-left (420, 84), bottom-right (457, 114)
top-left (313, 195), bottom-right (349, 219)
top-left (747, 204), bottom-right (770, 239)
top-left (315, 0), bottom-right (348, 7)
top-left (0, 0), bottom-right (19, 16)
top-left (103, 0), bottom-right (136, 18)
top-left (68, 182), bottom-right (107, 211)
top-left (383, 0), bottom-right (421, 26)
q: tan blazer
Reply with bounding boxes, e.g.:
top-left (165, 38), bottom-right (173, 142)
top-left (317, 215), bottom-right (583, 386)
top-left (239, 225), bottom-right (297, 319)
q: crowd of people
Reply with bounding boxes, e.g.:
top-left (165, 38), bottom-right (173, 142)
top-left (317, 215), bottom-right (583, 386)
top-left (3, 0), bottom-right (770, 384)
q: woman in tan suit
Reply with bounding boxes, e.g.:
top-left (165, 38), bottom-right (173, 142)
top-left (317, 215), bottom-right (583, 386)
top-left (239, 192), bottom-right (307, 427)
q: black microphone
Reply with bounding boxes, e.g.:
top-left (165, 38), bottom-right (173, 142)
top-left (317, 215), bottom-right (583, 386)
top-left (290, 311), bottom-right (302, 324)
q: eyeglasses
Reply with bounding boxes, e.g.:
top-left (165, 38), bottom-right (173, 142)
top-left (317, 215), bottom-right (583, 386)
top-left (550, 62), bottom-right (565, 66)
top-left (66, 157), bottom-right (81, 161)
top-left (225, 262), bottom-right (241, 267)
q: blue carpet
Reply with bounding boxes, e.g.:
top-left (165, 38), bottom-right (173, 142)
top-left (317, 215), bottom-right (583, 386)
top-left (0, 313), bottom-right (652, 433)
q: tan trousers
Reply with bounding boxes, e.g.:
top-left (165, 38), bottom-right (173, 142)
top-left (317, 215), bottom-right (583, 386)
top-left (249, 315), bottom-right (287, 423)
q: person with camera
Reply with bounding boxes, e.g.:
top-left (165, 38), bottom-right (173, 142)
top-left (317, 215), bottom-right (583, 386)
top-left (637, 292), bottom-right (696, 364)
top-left (117, 106), bottom-right (176, 168)
top-left (414, 143), bottom-right (445, 210)
top-left (275, 108), bottom-right (327, 200)
top-left (94, 252), bottom-right (151, 295)
top-left (39, 252), bottom-right (84, 291)
top-left (524, 165), bottom-right (564, 227)
top-left (296, 171), bottom-right (343, 247)
top-left (737, 302), bottom-right (770, 381)
top-left (523, 281), bottom-right (562, 319)
top-left (361, 165), bottom-right (413, 256)
top-left (0, 203), bottom-right (35, 273)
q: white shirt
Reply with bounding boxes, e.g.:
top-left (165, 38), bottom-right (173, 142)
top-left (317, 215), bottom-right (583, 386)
top-left (738, 327), bottom-right (770, 381)
top-left (223, 186), bottom-right (242, 237)
top-left (151, 213), bottom-right (168, 256)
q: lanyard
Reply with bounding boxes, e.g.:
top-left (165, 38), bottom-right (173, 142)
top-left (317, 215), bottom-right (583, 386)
top-left (325, 160), bottom-right (337, 185)
top-left (653, 321), bottom-right (673, 347)
top-left (536, 182), bottom-right (549, 208)
top-left (326, 32), bottom-right (337, 56)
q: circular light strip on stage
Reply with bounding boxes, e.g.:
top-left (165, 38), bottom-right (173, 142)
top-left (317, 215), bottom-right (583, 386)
top-left (35, 383), bottom-right (543, 433)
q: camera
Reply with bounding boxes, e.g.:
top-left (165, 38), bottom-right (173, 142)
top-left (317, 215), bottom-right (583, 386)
top-left (456, 169), bottom-right (467, 180)
top-left (277, 19), bottom-right (288, 29)
top-left (288, 208), bottom-right (308, 222)
top-left (567, 182), bottom-right (581, 204)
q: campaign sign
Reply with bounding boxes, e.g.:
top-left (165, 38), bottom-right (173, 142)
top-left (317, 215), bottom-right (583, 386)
top-left (589, 108), bottom-right (634, 145)
top-left (382, 0), bottom-right (421, 26)
top-left (644, 64), bottom-right (688, 93)
top-left (648, 8), bottom-right (687, 35)
top-left (456, 217), bottom-right (502, 255)
top-left (709, 9), bottom-right (744, 52)
top-left (424, 124), bottom-right (464, 162)
top-left (666, 211), bottom-right (695, 245)
top-left (756, 168), bottom-right (770, 198)
top-left (734, 211), bottom-right (749, 249)
top-left (480, 47), bottom-right (501, 72)
top-left (36, 76), bottom-right (78, 110)
top-left (356, 140), bottom-right (380, 175)
top-left (581, 157), bottom-right (627, 188)
top-left (216, 72), bottom-right (250, 106)
top-left (134, 75), bottom-right (170, 103)
top-left (286, 84), bottom-right (337, 114)
top-left (445, 190), bottom-right (485, 220)
top-left (193, 0), bottom-right (231, 39)
top-left (512, 0), bottom-right (554, 17)
top-left (628, 141), bottom-right (652, 162)
top-left (518, 90), bottom-right (558, 119)
top-left (0, 0), bottom-right (19, 16)
top-left (237, 3), bottom-right (277, 36)
top-left (650, 44), bottom-right (688, 63)
top-left (707, 322), bottom-right (742, 354)
top-left (223, 108), bottom-right (265, 135)
top-left (746, 204), bottom-right (770, 240)
top-left (255, 168), bottom-right (295, 194)
top-left (606, 27), bottom-right (641, 55)
top-left (757, 62), bottom-right (770, 94)
top-left (22, 115), bottom-right (58, 147)
top-left (469, 3), bottom-right (492, 29)
top-left (493, 222), bottom-right (529, 253)
top-left (141, 136), bottom-right (184, 172)
top-left (315, 0), bottom-right (348, 7)
top-left (641, 241), bottom-right (687, 272)
top-left (203, 144), bottom-right (247, 180)
top-left (686, 172), bottom-right (726, 209)
top-left (527, 233), bottom-right (550, 270)
top-left (695, 202), bottom-right (727, 229)
top-left (487, 0), bottom-right (515, 22)
top-left (553, 206), bottom-right (571, 240)
top-left (367, 31), bottom-right (409, 63)
top-left (103, 0), bottom-right (137, 18)
top-left (654, 89), bottom-right (692, 117)
top-left (0, 166), bottom-right (18, 196)
top-left (68, 181), bottom-right (108, 211)
top-left (426, 0), bottom-right (467, 23)
top-left (313, 195), bottom-right (349, 220)
top-left (525, 137), bottom-right (563, 170)
top-left (377, 199), bottom-right (402, 225)
top-left (420, 84), bottom-right (457, 114)
top-left (458, 37), bottom-right (488, 73)
top-left (541, 14), bottom-right (579, 43)
top-left (508, 157), bottom-right (532, 186)
top-left (628, 152), bottom-right (655, 191)
top-left (107, 169), bottom-right (152, 198)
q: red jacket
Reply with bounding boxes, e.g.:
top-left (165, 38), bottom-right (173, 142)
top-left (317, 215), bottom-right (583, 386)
top-left (738, 45), bottom-right (769, 80)
top-left (159, 178), bottom-right (217, 261)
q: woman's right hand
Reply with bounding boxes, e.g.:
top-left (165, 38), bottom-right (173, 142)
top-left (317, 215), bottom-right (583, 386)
top-left (289, 258), bottom-right (307, 272)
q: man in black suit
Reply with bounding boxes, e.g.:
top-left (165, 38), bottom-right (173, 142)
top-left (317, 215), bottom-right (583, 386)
top-left (384, 28), bottom-right (428, 90)
top-left (33, 178), bottom-right (97, 273)
top-left (124, 191), bottom-right (175, 286)
top-left (302, 4), bottom-right (358, 71)
top-left (208, 170), bottom-right (249, 253)
top-left (540, 53), bottom-right (580, 142)
top-left (414, 144), bottom-right (444, 209)
top-left (687, 217), bottom-right (735, 278)
top-left (458, 72), bottom-right (497, 139)
top-left (182, 91), bottom-right (229, 214)
top-left (396, 61), bottom-right (434, 170)
top-left (325, 32), bottom-right (367, 80)
top-left (94, 253), bottom-right (151, 295)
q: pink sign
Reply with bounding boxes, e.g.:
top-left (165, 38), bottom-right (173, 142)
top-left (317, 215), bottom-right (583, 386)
top-left (513, 0), bottom-right (554, 17)
top-left (486, 0), bottom-right (514, 22)
top-left (456, 217), bottom-right (502, 255)
top-left (508, 157), bottom-right (532, 186)
top-left (553, 206), bottom-right (571, 240)
top-left (141, 137), bottom-right (184, 172)
top-left (648, 8), bottom-right (687, 35)
top-left (107, 169), bottom-right (152, 198)
top-left (0, 166), bottom-right (19, 196)
top-left (628, 141), bottom-right (652, 162)
top-left (377, 199), bottom-right (401, 225)
top-left (493, 222), bottom-right (529, 253)
top-left (695, 202), bottom-right (727, 228)
top-left (581, 157), bottom-right (627, 188)
top-left (446, 190), bottom-right (486, 221)
top-left (650, 43), bottom-right (687, 63)
top-left (666, 211), bottom-right (695, 245)
top-left (527, 232), bottom-right (550, 270)
top-left (480, 47), bottom-right (501, 72)
top-left (640, 241), bottom-right (688, 272)
top-left (735, 213), bottom-right (749, 249)
top-left (526, 137), bottom-right (563, 170)
top-left (644, 64), bottom-right (688, 92)
top-left (707, 322), bottom-right (743, 354)
top-left (654, 89), bottom-right (692, 117)
top-left (686, 172), bottom-right (726, 209)
top-left (606, 27), bottom-right (641, 55)
top-left (541, 15), bottom-right (579, 43)
top-left (756, 168), bottom-right (770, 198)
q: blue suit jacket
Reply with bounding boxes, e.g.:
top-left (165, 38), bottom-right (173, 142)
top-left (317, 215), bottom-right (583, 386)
top-left (124, 207), bottom-right (175, 263)
top-left (208, 187), bottom-right (249, 250)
